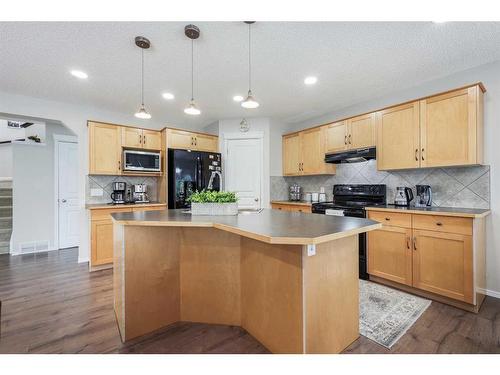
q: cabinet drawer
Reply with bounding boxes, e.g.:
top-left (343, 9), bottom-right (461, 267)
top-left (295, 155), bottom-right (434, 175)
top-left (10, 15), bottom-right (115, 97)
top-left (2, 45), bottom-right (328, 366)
top-left (368, 211), bottom-right (411, 228)
top-left (413, 215), bottom-right (472, 235)
top-left (90, 207), bottom-right (133, 221)
top-left (271, 203), bottom-right (291, 211)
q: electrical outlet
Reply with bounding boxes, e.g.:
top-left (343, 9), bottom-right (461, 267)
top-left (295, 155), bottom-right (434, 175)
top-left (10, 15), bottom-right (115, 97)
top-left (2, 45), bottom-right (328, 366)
top-left (90, 188), bottom-right (104, 197)
top-left (307, 244), bottom-right (316, 256)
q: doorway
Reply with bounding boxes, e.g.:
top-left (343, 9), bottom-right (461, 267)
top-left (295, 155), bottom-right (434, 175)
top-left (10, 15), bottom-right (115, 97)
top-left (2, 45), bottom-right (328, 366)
top-left (222, 132), bottom-right (263, 209)
top-left (54, 135), bottom-right (79, 249)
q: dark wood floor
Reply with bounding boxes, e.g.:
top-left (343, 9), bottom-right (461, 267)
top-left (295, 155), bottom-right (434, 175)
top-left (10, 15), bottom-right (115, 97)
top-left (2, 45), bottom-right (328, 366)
top-left (0, 248), bottom-right (498, 354)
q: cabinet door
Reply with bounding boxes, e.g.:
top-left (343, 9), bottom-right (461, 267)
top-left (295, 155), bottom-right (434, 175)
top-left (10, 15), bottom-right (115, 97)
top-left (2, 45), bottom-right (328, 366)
top-left (142, 130), bottom-right (162, 151)
top-left (195, 134), bottom-right (219, 152)
top-left (348, 113), bottom-right (376, 149)
top-left (89, 122), bottom-right (121, 174)
top-left (368, 226), bottom-right (413, 286)
top-left (168, 129), bottom-right (195, 150)
top-left (376, 102), bottom-right (420, 170)
top-left (122, 127), bottom-right (143, 149)
top-left (301, 128), bottom-right (326, 175)
top-left (420, 86), bottom-right (480, 167)
top-left (412, 230), bottom-right (473, 303)
top-left (282, 133), bottom-right (301, 176)
top-left (91, 220), bottom-right (114, 266)
top-left (325, 122), bottom-right (348, 153)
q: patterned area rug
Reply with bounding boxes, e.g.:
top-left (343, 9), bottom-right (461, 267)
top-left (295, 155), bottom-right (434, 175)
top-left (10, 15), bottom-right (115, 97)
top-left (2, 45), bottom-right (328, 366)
top-left (359, 280), bottom-right (431, 348)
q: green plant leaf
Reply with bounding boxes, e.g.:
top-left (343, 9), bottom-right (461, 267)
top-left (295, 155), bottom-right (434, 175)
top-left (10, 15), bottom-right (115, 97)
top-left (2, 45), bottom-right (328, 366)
top-left (187, 190), bottom-right (238, 203)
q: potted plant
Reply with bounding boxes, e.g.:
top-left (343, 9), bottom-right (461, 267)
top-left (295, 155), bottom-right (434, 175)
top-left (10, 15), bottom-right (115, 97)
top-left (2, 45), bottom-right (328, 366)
top-left (188, 190), bottom-right (239, 216)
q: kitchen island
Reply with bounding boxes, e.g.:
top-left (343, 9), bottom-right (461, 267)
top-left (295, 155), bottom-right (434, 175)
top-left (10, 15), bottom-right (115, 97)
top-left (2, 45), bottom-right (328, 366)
top-left (111, 209), bottom-right (381, 353)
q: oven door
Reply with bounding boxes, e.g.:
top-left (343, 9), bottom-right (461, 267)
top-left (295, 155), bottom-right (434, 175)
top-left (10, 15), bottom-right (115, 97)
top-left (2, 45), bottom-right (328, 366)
top-left (123, 150), bottom-right (161, 172)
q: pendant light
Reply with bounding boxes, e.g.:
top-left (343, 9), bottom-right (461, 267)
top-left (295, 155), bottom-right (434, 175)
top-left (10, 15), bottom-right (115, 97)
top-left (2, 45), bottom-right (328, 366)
top-left (134, 36), bottom-right (152, 119)
top-left (184, 24), bottom-right (201, 116)
top-left (241, 21), bottom-right (259, 109)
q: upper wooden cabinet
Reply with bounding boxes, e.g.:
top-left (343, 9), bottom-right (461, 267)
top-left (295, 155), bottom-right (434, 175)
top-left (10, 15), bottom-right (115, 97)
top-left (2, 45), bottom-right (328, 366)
top-left (325, 114), bottom-right (375, 154)
top-left (420, 86), bottom-right (483, 168)
top-left (377, 84), bottom-right (484, 170)
top-left (167, 128), bottom-right (218, 152)
top-left (121, 127), bottom-right (162, 151)
top-left (283, 127), bottom-right (336, 176)
top-left (89, 121), bottom-right (122, 175)
top-left (347, 113), bottom-right (376, 149)
top-left (376, 101), bottom-right (420, 170)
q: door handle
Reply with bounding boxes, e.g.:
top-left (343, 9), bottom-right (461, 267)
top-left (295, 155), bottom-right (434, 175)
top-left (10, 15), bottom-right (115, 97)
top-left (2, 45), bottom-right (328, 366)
top-left (118, 160), bottom-right (121, 171)
top-left (139, 134), bottom-right (142, 144)
top-left (415, 148), bottom-right (418, 161)
top-left (344, 135), bottom-right (347, 145)
top-left (413, 236), bottom-right (417, 250)
top-left (406, 236), bottom-right (410, 249)
top-left (421, 148), bottom-right (425, 161)
top-left (195, 137), bottom-right (197, 146)
top-left (348, 134), bottom-right (352, 144)
top-left (144, 135), bottom-right (146, 145)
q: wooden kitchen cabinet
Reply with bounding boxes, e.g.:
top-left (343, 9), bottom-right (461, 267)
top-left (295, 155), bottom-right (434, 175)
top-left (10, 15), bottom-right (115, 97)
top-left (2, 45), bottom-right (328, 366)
top-left (271, 202), bottom-right (312, 213)
top-left (88, 121), bottom-right (122, 175)
top-left (282, 128), bottom-right (336, 176)
top-left (347, 113), bottom-right (376, 149)
top-left (413, 229), bottom-right (473, 303)
top-left (420, 85), bottom-right (483, 167)
top-left (325, 121), bottom-right (349, 153)
top-left (121, 127), bottom-right (162, 151)
top-left (376, 101), bottom-right (420, 170)
top-left (367, 208), bottom-right (484, 311)
top-left (368, 225), bottom-right (413, 286)
top-left (167, 128), bottom-right (218, 152)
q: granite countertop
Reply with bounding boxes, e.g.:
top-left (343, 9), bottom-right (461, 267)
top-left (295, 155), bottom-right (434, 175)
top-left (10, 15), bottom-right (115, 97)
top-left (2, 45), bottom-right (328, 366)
top-left (271, 200), bottom-right (313, 206)
top-left (111, 208), bottom-right (381, 245)
top-left (366, 205), bottom-right (490, 218)
top-left (86, 202), bottom-right (167, 210)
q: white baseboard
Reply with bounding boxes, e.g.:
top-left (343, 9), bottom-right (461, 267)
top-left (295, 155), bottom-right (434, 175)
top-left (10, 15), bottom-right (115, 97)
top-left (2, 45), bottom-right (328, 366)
top-left (10, 246), bottom-right (58, 256)
top-left (78, 257), bottom-right (89, 264)
top-left (477, 287), bottom-right (500, 299)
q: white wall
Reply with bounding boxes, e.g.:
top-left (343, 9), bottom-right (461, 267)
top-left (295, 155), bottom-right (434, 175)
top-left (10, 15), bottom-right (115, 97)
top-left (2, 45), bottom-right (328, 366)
top-left (11, 122), bottom-right (75, 253)
top-left (215, 118), bottom-right (271, 208)
top-left (0, 145), bottom-right (13, 178)
top-left (285, 60), bottom-right (500, 296)
top-left (0, 90), bottom-right (203, 263)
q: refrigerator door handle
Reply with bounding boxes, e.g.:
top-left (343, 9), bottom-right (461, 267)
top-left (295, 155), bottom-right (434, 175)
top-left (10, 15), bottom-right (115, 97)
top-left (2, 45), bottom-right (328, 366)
top-left (196, 156), bottom-right (203, 191)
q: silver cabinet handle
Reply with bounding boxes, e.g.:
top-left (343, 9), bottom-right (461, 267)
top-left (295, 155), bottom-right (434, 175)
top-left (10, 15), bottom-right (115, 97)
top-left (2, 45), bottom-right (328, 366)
top-left (254, 198), bottom-right (259, 202)
top-left (61, 199), bottom-right (67, 203)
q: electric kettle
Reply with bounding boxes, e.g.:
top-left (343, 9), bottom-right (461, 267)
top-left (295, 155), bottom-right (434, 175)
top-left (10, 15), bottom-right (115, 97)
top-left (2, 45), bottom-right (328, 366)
top-left (394, 187), bottom-right (414, 207)
top-left (415, 185), bottom-right (432, 207)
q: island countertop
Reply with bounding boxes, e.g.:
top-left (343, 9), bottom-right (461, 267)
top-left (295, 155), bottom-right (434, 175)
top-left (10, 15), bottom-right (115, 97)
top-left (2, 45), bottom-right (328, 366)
top-left (111, 208), bottom-right (381, 245)
top-left (366, 205), bottom-right (491, 218)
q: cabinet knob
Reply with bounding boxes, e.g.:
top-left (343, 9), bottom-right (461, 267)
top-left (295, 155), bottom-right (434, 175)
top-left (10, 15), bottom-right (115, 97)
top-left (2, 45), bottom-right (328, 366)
top-left (436, 222), bottom-right (443, 226)
top-left (385, 217), bottom-right (390, 221)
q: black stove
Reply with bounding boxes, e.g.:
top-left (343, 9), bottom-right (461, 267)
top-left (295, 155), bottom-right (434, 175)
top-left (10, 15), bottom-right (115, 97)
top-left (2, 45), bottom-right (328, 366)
top-left (312, 184), bottom-right (387, 279)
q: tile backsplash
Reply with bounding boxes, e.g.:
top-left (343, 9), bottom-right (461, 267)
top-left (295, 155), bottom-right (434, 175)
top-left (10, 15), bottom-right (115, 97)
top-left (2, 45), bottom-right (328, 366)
top-left (86, 175), bottom-right (160, 204)
top-left (271, 160), bottom-right (490, 209)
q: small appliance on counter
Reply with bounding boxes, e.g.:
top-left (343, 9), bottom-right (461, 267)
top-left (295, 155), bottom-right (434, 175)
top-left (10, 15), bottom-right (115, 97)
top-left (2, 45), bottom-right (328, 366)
top-left (318, 187), bottom-right (327, 203)
top-left (303, 192), bottom-right (312, 203)
top-left (415, 185), bottom-right (432, 207)
top-left (110, 181), bottom-right (127, 204)
top-left (289, 183), bottom-right (302, 201)
top-left (394, 186), bottom-right (414, 207)
top-left (132, 184), bottom-right (149, 203)
top-left (311, 192), bottom-right (319, 203)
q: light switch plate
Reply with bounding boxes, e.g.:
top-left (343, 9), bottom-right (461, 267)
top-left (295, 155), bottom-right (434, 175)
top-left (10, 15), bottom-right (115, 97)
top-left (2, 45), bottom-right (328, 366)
top-left (307, 244), bottom-right (316, 256)
top-left (90, 188), bottom-right (104, 197)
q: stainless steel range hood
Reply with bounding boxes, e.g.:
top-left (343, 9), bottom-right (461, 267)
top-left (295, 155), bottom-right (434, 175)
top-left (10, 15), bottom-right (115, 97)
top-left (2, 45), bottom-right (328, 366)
top-left (325, 147), bottom-right (376, 164)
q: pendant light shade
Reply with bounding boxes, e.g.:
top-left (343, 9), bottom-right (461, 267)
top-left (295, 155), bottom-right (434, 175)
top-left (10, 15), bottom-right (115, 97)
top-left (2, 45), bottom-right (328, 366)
top-left (184, 99), bottom-right (201, 115)
top-left (134, 36), bottom-right (151, 119)
top-left (184, 25), bottom-right (201, 116)
top-left (241, 22), bottom-right (259, 109)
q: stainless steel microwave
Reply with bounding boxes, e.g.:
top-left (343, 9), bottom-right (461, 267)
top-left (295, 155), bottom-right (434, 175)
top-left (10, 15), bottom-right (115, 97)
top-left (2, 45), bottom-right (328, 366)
top-left (123, 150), bottom-right (161, 172)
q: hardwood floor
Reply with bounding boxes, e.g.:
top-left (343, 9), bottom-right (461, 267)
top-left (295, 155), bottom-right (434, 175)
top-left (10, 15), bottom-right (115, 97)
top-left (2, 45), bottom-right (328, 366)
top-left (0, 248), bottom-right (498, 354)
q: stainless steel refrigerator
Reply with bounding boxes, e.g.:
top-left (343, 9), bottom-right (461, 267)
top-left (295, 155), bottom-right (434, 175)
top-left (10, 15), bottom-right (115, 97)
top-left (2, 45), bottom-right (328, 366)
top-left (167, 149), bottom-right (222, 209)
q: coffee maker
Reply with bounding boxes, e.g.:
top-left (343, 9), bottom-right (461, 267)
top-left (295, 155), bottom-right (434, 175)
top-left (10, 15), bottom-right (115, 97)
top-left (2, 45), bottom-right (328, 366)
top-left (394, 187), bottom-right (414, 207)
top-left (415, 185), bottom-right (432, 207)
top-left (111, 181), bottom-right (126, 204)
top-left (132, 184), bottom-right (149, 203)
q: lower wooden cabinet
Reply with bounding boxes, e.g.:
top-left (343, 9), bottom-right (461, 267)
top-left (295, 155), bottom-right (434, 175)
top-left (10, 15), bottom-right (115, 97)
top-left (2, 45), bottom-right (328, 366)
top-left (89, 205), bottom-right (166, 268)
top-left (367, 209), bottom-right (482, 309)
top-left (412, 230), bottom-right (473, 303)
top-left (271, 202), bottom-right (312, 213)
top-left (367, 226), bottom-right (412, 286)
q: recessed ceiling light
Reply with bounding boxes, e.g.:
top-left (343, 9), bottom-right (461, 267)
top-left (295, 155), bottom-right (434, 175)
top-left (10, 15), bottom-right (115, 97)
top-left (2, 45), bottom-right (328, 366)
top-left (162, 92), bottom-right (175, 100)
top-left (70, 70), bottom-right (88, 79)
top-left (233, 95), bottom-right (244, 102)
top-left (304, 76), bottom-right (318, 85)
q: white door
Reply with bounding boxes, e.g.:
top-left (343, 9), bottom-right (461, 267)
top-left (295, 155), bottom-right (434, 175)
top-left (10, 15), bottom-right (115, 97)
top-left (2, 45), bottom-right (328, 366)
top-left (58, 141), bottom-right (79, 249)
top-left (224, 137), bottom-right (262, 209)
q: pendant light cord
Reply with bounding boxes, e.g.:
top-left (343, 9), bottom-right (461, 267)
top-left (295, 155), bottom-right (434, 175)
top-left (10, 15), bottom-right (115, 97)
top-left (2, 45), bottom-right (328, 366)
top-left (248, 23), bottom-right (252, 92)
top-left (191, 39), bottom-right (194, 101)
top-left (141, 48), bottom-right (145, 106)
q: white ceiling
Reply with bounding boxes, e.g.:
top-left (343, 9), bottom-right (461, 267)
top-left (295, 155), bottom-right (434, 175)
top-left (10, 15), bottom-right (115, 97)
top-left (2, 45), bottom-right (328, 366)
top-left (1, 22), bottom-right (500, 129)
